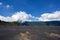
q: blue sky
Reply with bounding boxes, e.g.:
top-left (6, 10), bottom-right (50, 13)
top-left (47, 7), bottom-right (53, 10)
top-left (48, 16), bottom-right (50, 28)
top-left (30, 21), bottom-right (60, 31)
top-left (0, 0), bottom-right (60, 16)
top-left (0, 0), bottom-right (60, 22)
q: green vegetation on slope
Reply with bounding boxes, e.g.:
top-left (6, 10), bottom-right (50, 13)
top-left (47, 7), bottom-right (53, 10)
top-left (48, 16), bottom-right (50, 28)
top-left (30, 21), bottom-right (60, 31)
top-left (0, 20), bottom-right (20, 26)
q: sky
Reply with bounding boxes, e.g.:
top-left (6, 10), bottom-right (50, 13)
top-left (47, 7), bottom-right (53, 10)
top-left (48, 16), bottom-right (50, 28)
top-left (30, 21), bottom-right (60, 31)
top-left (0, 0), bottom-right (60, 22)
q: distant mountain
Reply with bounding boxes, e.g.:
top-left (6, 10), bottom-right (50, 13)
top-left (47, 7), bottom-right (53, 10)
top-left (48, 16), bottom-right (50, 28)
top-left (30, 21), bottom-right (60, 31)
top-left (45, 21), bottom-right (60, 26)
top-left (22, 21), bottom-right (60, 26)
top-left (0, 20), bottom-right (20, 26)
top-left (22, 21), bottom-right (46, 26)
top-left (0, 20), bottom-right (60, 26)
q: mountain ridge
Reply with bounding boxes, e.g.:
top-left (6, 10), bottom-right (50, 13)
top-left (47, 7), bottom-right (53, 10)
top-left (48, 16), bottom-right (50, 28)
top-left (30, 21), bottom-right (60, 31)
top-left (0, 20), bottom-right (60, 26)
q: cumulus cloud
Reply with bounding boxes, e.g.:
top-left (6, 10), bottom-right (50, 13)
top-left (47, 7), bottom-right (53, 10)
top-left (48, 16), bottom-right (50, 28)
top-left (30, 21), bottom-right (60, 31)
top-left (0, 11), bottom-right (60, 22)
top-left (38, 11), bottom-right (60, 21)
top-left (0, 11), bottom-right (38, 22)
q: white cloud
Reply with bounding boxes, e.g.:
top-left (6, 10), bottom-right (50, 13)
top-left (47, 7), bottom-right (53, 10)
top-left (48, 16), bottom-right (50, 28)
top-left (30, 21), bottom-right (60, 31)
top-left (0, 2), bottom-right (11, 9)
top-left (6, 5), bottom-right (10, 8)
top-left (0, 11), bottom-right (38, 22)
top-left (38, 11), bottom-right (60, 21)
top-left (0, 11), bottom-right (60, 22)
top-left (11, 11), bottom-right (33, 22)
top-left (0, 2), bottom-right (3, 5)
top-left (0, 16), bottom-right (11, 22)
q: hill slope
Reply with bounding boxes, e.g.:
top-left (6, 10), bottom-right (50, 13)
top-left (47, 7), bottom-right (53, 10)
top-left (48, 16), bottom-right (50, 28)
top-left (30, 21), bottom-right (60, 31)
top-left (0, 20), bottom-right (60, 26)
